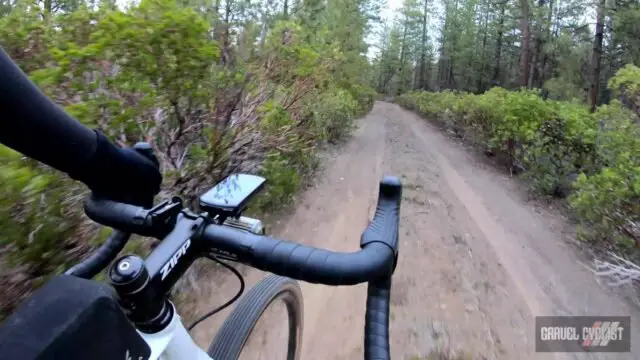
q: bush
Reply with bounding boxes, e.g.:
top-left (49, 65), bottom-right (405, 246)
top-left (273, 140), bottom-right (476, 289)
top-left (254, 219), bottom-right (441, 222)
top-left (397, 66), bottom-right (640, 250)
top-left (608, 64), bottom-right (640, 113)
top-left (0, 146), bottom-right (93, 318)
top-left (399, 88), bottom-right (594, 181)
top-left (570, 103), bottom-right (640, 248)
top-left (346, 84), bottom-right (377, 115)
top-left (0, 0), bottom-right (372, 318)
top-left (310, 89), bottom-right (359, 143)
top-left (0, 151), bottom-right (78, 272)
top-left (252, 151), bottom-right (302, 210)
top-left (521, 101), bottom-right (597, 195)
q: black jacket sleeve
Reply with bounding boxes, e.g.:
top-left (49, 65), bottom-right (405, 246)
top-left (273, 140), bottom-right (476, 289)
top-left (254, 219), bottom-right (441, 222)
top-left (0, 47), bottom-right (162, 207)
top-left (0, 46), bottom-right (98, 172)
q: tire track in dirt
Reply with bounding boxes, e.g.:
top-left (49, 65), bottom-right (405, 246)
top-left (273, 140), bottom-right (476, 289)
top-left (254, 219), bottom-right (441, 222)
top-left (186, 101), bottom-right (640, 359)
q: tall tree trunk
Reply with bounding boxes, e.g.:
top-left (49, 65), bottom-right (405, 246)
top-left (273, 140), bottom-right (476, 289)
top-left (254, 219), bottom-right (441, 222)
top-left (589, 0), bottom-right (606, 112)
top-left (477, 8), bottom-right (489, 92)
top-left (377, 62), bottom-right (385, 93)
top-left (604, 0), bottom-right (616, 103)
top-left (419, 0), bottom-right (429, 90)
top-left (589, 0), bottom-right (605, 112)
top-left (546, 0), bottom-right (560, 81)
top-left (538, 0), bottom-right (554, 88)
top-left (528, 34), bottom-right (540, 88)
top-left (519, 0), bottom-right (531, 87)
top-left (492, 0), bottom-right (506, 86)
top-left (283, 0), bottom-right (288, 18)
top-left (220, 0), bottom-right (233, 65)
top-left (377, 39), bottom-right (387, 93)
top-left (448, 58), bottom-right (455, 89)
top-left (528, 0), bottom-right (547, 88)
top-left (397, 24), bottom-right (409, 95)
top-left (438, 0), bottom-right (456, 90)
top-left (43, 0), bottom-right (52, 14)
top-left (426, 53), bottom-right (433, 88)
top-left (212, 0), bottom-right (222, 44)
top-left (224, 0), bottom-right (231, 24)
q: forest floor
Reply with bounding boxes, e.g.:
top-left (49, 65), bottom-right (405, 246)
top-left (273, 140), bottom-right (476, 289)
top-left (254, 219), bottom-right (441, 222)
top-left (182, 101), bottom-right (640, 359)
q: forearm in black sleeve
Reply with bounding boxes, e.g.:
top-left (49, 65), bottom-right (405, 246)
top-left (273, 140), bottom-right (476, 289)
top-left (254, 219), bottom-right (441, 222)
top-left (0, 46), bottom-right (98, 173)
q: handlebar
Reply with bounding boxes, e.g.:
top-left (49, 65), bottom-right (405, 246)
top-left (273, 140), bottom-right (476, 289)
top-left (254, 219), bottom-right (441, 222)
top-left (84, 196), bottom-right (153, 234)
top-left (200, 224), bottom-right (395, 285)
top-left (84, 195), bottom-right (182, 238)
top-left (65, 195), bottom-right (183, 279)
top-left (65, 231), bottom-right (131, 279)
top-left (198, 177), bottom-right (400, 285)
top-left (71, 176), bottom-right (402, 360)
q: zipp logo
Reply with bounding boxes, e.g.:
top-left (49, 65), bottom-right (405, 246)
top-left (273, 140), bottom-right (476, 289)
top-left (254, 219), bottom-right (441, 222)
top-left (160, 239), bottom-right (191, 280)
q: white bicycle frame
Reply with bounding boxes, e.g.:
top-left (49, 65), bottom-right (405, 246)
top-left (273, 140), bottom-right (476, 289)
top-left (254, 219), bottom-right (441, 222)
top-left (137, 303), bottom-right (212, 360)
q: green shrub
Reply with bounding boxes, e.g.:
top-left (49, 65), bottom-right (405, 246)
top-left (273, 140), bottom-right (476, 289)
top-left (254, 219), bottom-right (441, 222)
top-left (311, 89), bottom-right (359, 143)
top-left (0, 146), bottom-right (95, 318)
top-left (253, 151), bottom-right (302, 210)
top-left (570, 102), bottom-right (640, 248)
top-left (345, 84), bottom-right (377, 115)
top-left (521, 101), bottom-right (597, 195)
top-left (491, 89), bottom-right (550, 148)
top-left (0, 147), bottom-right (88, 274)
top-left (397, 67), bottom-right (639, 250)
top-left (608, 64), bottom-right (640, 109)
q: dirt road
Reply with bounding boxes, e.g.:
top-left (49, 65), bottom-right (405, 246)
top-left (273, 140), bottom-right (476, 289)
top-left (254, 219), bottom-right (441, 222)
top-left (188, 102), bottom-right (640, 359)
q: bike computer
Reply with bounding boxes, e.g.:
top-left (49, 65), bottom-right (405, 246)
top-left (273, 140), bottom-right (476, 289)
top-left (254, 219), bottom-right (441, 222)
top-left (199, 174), bottom-right (266, 220)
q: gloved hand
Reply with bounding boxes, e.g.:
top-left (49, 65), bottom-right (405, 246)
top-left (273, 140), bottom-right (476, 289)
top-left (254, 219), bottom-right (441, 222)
top-left (68, 131), bottom-right (162, 208)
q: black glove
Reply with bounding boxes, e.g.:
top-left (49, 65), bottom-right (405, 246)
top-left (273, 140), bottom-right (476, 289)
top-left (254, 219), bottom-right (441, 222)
top-left (68, 131), bottom-right (162, 208)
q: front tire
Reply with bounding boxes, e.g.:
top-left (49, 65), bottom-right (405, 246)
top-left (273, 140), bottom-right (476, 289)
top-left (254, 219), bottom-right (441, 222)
top-left (207, 275), bottom-right (303, 360)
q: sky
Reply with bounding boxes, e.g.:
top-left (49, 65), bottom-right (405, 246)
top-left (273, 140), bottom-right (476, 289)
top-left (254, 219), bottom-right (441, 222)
top-left (366, 0), bottom-right (402, 59)
top-left (382, 0), bottom-right (403, 21)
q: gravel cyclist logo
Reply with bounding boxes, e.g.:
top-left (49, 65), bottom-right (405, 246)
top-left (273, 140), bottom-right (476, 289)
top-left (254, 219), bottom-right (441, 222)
top-left (581, 321), bottom-right (625, 348)
top-left (536, 316), bottom-right (630, 352)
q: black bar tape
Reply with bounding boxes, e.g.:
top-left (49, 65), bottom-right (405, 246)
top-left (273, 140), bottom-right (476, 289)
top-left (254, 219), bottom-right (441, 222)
top-left (364, 277), bottom-right (392, 360)
top-left (248, 238), bottom-right (394, 285)
top-left (360, 176), bottom-right (402, 259)
top-left (84, 196), bottom-right (152, 235)
top-left (65, 231), bottom-right (130, 279)
top-left (200, 221), bottom-right (393, 285)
